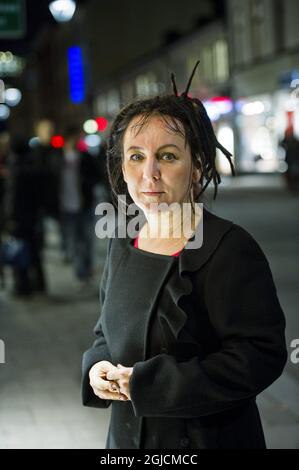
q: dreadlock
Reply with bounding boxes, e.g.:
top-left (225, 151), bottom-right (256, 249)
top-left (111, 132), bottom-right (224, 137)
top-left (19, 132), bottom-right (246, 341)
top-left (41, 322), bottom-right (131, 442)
top-left (107, 60), bottom-right (235, 209)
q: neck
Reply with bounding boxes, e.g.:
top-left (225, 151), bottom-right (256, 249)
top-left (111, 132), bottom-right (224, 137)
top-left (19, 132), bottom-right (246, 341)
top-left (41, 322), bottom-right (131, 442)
top-left (141, 202), bottom-right (202, 240)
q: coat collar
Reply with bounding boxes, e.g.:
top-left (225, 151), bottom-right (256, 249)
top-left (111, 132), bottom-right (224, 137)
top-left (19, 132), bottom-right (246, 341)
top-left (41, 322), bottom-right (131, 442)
top-left (179, 206), bottom-right (234, 275)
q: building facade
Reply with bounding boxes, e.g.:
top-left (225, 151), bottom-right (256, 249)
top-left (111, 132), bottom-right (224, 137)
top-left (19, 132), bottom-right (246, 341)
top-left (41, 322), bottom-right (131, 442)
top-left (227, 0), bottom-right (299, 173)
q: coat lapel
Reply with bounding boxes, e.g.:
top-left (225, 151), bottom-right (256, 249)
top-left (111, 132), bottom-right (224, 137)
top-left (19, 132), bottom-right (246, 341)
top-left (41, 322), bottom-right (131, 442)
top-left (179, 207), bottom-right (234, 275)
top-left (156, 207), bottom-right (234, 348)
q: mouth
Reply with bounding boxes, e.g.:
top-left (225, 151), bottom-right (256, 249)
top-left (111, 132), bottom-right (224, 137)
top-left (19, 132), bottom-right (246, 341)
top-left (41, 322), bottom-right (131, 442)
top-left (142, 191), bottom-right (165, 195)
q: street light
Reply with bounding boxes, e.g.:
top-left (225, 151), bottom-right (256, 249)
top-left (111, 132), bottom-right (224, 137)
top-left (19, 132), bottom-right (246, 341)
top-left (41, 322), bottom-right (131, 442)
top-left (5, 88), bottom-right (22, 107)
top-left (49, 0), bottom-right (76, 22)
top-left (0, 104), bottom-right (10, 120)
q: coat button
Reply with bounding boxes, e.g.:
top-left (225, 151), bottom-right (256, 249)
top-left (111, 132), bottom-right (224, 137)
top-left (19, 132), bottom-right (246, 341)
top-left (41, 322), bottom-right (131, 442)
top-left (180, 437), bottom-right (189, 448)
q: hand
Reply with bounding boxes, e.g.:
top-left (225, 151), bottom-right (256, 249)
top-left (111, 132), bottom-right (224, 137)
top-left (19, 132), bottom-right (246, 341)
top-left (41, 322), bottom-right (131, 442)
top-left (89, 361), bottom-right (128, 401)
top-left (106, 363), bottom-right (134, 401)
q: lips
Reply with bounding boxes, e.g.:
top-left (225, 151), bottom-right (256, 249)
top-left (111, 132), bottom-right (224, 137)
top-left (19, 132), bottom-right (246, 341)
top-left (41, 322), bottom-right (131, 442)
top-left (142, 190), bottom-right (165, 193)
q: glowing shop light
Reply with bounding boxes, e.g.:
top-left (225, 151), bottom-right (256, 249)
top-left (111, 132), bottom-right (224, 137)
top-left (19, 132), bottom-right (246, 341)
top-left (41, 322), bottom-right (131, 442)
top-left (29, 137), bottom-right (40, 148)
top-left (241, 101), bottom-right (265, 116)
top-left (5, 88), bottom-right (22, 106)
top-left (51, 135), bottom-right (65, 148)
top-left (95, 116), bottom-right (108, 132)
top-left (0, 104), bottom-right (10, 120)
top-left (85, 134), bottom-right (101, 147)
top-left (217, 125), bottom-right (234, 174)
top-left (49, 0), bottom-right (76, 22)
top-left (83, 119), bottom-right (98, 134)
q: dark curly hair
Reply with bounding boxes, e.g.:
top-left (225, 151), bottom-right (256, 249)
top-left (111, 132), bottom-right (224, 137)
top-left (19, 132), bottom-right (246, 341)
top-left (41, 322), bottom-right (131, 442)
top-left (106, 61), bottom-right (235, 212)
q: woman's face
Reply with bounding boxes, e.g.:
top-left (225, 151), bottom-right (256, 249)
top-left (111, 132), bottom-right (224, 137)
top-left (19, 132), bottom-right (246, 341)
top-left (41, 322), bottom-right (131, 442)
top-left (122, 114), bottom-right (201, 213)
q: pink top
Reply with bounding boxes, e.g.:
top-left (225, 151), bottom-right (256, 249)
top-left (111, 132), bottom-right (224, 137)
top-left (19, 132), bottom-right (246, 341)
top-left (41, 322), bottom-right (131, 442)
top-left (133, 235), bottom-right (182, 257)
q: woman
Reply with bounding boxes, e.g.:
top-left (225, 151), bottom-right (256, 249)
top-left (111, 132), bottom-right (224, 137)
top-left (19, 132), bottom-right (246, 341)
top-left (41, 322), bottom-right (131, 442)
top-left (82, 64), bottom-right (287, 449)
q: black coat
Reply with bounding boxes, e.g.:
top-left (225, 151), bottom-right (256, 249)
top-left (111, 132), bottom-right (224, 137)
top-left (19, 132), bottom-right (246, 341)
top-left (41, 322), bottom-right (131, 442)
top-left (82, 207), bottom-right (287, 449)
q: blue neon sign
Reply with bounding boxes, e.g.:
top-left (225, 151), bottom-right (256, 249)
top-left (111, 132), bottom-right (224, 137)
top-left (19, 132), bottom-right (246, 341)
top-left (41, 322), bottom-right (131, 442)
top-left (68, 46), bottom-right (85, 104)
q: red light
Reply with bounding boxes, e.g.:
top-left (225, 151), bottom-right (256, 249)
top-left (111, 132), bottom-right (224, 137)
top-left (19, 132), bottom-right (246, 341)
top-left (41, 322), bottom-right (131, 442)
top-left (51, 135), bottom-right (64, 148)
top-left (95, 116), bottom-right (108, 132)
top-left (211, 96), bottom-right (231, 103)
top-left (77, 138), bottom-right (88, 152)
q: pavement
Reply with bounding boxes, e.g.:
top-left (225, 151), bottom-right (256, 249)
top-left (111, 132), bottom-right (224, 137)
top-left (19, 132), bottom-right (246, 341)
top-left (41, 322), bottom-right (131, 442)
top-left (0, 173), bottom-right (298, 449)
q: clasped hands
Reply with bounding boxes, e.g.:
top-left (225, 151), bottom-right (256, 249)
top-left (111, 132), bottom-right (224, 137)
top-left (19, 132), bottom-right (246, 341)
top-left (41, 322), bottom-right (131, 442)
top-left (89, 361), bottom-right (133, 402)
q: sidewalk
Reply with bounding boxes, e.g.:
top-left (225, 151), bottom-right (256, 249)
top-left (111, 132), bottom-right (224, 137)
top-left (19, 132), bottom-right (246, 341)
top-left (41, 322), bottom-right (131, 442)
top-left (216, 173), bottom-right (286, 190)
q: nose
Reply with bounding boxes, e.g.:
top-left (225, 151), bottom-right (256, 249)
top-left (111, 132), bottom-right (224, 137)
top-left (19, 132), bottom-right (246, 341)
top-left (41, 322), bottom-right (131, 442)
top-left (142, 156), bottom-right (160, 181)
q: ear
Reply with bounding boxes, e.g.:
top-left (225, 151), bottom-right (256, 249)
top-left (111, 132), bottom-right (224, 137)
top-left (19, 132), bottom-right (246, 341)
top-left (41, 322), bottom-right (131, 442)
top-left (192, 161), bottom-right (201, 184)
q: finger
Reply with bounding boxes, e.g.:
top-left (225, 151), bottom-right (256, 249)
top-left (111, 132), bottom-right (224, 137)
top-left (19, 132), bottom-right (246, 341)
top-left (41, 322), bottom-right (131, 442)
top-left (106, 370), bottom-right (122, 381)
top-left (117, 363), bottom-right (128, 369)
top-left (93, 388), bottom-right (128, 401)
top-left (118, 379), bottom-right (128, 388)
top-left (109, 381), bottom-right (120, 393)
top-left (90, 377), bottom-right (112, 391)
top-left (117, 364), bottom-right (131, 373)
top-left (119, 387), bottom-right (129, 398)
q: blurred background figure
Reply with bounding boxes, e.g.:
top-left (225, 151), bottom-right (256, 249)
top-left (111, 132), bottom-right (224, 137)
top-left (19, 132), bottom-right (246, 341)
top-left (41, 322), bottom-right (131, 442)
top-left (6, 134), bottom-right (46, 297)
top-left (0, 132), bottom-right (11, 289)
top-left (31, 118), bottom-right (60, 220)
top-left (54, 125), bottom-right (102, 287)
top-left (94, 140), bottom-right (112, 207)
top-left (279, 129), bottom-right (299, 194)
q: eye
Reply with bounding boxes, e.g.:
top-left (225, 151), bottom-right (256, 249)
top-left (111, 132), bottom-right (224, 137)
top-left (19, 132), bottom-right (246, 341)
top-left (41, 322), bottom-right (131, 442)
top-left (161, 153), bottom-right (176, 161)
top-left (129, 154), bottom-right (143, 161)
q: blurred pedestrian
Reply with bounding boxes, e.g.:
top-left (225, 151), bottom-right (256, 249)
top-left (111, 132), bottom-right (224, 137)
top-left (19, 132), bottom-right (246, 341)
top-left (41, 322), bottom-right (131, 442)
top-left (31, 118), bottom-right (61, 219)
top-left (7, 135), bottom-right (47, 296)
top-left (56, 125), bottom-right (102, 285)
top-left (95, 141), bottom-right (112, 205)
top-left (0, 132), bottom-right (11, 288)
top-left (279, 130), bottom-right (299, 193)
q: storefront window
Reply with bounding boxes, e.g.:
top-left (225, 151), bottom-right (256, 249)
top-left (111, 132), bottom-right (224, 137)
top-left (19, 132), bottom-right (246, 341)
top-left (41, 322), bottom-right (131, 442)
top-left (95, 94), bottom-right (107, 115)
top-left (213, 39), bottom-right (229, 82)
top-left (107, 89), bottom-right (120, 115)
top-left (121, 82), bottom-right (134, 104)
top-left (136, 75), bottom-right (149, 96)
top-left (202, 46), bottom-right (214, 83)
top-left (236, 94), bottom-right (279, 172)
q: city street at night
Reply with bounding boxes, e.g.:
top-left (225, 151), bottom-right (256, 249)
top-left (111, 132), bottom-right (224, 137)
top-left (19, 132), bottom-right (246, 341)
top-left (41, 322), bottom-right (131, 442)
top-left (1, 0), bottom-right (299, 453)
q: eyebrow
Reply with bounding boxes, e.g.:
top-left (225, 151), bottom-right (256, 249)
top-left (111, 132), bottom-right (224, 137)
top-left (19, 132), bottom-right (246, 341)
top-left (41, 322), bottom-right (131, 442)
top-left (125, 144), bottom-right (181, 152)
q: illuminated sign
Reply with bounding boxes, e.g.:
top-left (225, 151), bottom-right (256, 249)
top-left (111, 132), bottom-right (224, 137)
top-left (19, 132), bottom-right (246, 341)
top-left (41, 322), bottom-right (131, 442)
top-left (0, 51), bottom-right (25, 76)
top-left (0, 0), bottom-right (26, 38)
top-left (67, 46), bottom-right (85, 104)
